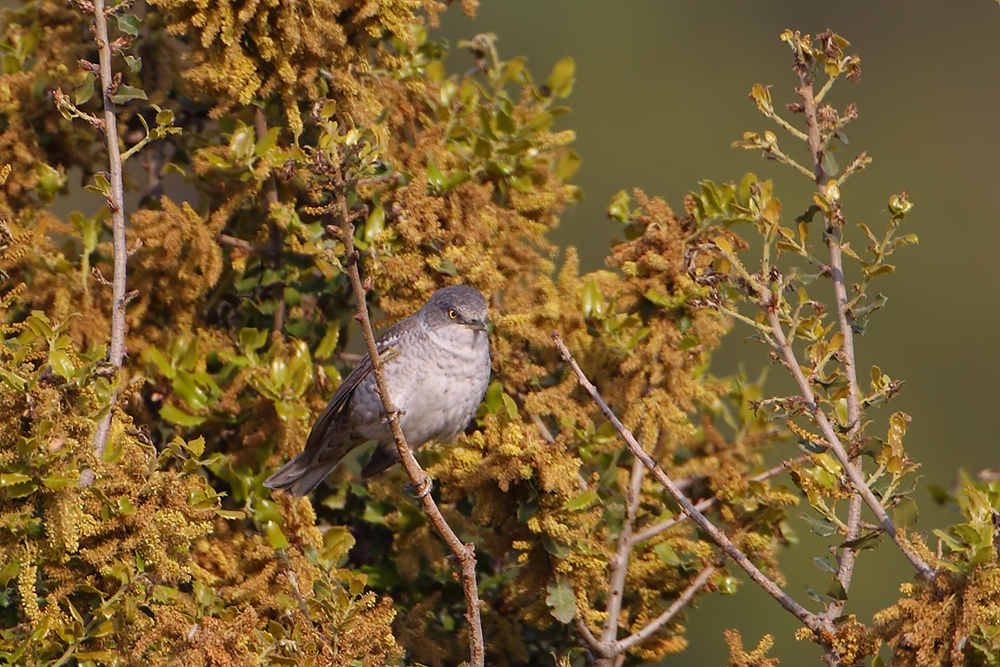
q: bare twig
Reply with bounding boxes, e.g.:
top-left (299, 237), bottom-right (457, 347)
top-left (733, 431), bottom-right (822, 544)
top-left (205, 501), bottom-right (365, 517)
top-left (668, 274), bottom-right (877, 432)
top-left (617, 561), bottom-right (720, 652)
top-left (89, 0), bottom-right (130, 470)
top-left (758, 288), bottom-right (934, 579)
top-left (216, 234), bottom-right (258, 254)
top-left (794, 60), bottom-right (869, 621)
top-left (338, 202), bottom-right (485, 667)
top-left (254, 107), bottom-right (285, 334)
top-left (791, 62), bottom-right (933, 593)
top-left (601, 455), bottom-right (645, 643)
top-left (552, 331), bottom-right (826, 636)
top-left (629, 456), bottom-right (808, 547)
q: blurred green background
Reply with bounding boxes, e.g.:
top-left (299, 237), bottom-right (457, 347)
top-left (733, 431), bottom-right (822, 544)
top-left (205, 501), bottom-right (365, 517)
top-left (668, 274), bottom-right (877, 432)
top-left (436, 2), bottom-right (1000, 664)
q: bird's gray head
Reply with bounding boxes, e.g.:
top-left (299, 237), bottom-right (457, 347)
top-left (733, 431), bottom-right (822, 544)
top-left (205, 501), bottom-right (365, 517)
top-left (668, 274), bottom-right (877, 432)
top-left (420, 285), bottom-right (488, 331)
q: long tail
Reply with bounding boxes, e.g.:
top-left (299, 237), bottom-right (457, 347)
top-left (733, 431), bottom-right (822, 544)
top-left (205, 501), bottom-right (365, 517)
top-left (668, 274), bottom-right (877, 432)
top-left (263, 449), bottom-right (345, 496)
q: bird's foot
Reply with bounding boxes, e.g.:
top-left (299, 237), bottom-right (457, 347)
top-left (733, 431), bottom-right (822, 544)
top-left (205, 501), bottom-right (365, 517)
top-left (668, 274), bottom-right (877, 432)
top-left (405, 475), bottom-right (433, 499)
top-left (381, 408), bottom-right (406, 425)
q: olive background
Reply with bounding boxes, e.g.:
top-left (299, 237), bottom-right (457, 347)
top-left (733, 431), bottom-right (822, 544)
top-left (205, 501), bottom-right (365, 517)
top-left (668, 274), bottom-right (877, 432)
top-left (437, 2), bottom-right (1000, 664)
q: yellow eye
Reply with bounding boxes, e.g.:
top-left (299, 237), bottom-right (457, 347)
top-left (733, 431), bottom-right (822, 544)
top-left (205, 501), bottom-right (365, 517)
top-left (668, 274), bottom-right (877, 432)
top-left (448, 309), bottom-right (458, 320)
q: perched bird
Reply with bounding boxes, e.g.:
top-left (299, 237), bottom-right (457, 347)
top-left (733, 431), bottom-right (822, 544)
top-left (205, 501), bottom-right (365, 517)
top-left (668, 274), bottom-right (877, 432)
top-left (264, 285), bottom-right (492, 496)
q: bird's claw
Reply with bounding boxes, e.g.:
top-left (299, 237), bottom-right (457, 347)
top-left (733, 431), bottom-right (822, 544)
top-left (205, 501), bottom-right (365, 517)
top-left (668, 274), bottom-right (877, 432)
top-left (405, 475), bottom-right (433, 499)
top-left (381, 408), bottom-right (406, 425)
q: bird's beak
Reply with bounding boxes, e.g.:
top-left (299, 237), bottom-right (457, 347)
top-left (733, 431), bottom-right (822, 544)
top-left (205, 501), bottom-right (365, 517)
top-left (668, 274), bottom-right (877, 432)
top-left (470, 321), bottom-right (489, 332)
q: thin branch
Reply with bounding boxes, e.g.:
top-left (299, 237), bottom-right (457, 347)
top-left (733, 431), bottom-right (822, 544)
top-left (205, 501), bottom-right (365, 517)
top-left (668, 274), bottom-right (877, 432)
top-left (617, 561), bottom-right (720, 652)
top-left (575, 616), bottom-right (602, 654)
top-left (629, 456), bottom-right (808, 547)
top-left (794, 67), bottom-right (908, 616)
top-left (216, 234), bottom-right (258, 254)
top-left (630, 497), bottom-right (715, 549)
top-left (552, 331), bottom-right (825, 635)
top-left (89, 0), bottom-right (129, 469)
top-left (337, 204), bottom-right (485, 667)
top-left (759, 289), bottom-right (934, 579)
top-left (767, 112), bottom-right (810, 143)
top-left (601, 455), bottom-right (645, 643)
top-left (254, 107), bottom-right (285, 334)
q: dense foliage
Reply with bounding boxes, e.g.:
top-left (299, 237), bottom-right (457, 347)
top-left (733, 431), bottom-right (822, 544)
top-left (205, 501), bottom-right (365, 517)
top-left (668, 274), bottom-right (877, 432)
top-left (0, 2), bottom-right (996, 666)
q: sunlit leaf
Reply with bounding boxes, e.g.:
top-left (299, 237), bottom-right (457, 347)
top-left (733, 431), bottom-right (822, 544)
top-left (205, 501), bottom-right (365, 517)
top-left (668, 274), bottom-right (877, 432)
top-left (545, 575), bottom-right (576, 623)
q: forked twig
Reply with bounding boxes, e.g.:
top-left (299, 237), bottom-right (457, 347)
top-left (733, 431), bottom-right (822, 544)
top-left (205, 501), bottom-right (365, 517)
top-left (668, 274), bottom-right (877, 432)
top-left (552, 331), bottom-right (826, 638)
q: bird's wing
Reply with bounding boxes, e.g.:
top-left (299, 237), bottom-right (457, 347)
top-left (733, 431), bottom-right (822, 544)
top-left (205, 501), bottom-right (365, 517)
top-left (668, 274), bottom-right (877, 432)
top-left (303, 319), bottom-right (410, 462)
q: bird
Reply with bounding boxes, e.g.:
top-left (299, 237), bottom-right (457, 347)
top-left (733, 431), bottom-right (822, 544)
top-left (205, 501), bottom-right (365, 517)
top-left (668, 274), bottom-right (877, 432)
top-left (264, 285), bottom-right (492, 496)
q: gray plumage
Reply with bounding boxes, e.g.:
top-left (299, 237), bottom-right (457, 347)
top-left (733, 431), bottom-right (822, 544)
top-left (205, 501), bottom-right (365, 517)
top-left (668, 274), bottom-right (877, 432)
top-left (264, 285), bottom-right (492, 496)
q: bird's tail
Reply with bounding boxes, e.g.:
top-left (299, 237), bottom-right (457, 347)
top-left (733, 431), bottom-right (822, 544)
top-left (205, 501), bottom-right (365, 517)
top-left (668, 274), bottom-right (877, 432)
top-left (263, 448), bottom-right (347, 496)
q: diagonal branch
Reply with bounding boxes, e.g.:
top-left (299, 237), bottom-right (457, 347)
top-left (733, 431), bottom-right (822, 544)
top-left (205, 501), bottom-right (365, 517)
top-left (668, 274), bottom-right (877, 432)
top-left (795, 65), bottom-right (868, 621)
top-left (628, 456), bottom-right (808, 548)
top-left (336, 202), bottom-right (485, 667)
top-left (617, 561), bottom-right (720, 652)
top-left (758, 285), bottom-right (934, 579)
top-left (552, 331), bottom-right (826, 636)
top-left (89, 0), bottom-right (129, 468)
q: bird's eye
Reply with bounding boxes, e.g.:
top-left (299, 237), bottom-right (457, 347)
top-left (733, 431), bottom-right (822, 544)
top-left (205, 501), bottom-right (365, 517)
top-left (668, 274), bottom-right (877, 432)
top-left (448, 309), bottom-right (458, 320)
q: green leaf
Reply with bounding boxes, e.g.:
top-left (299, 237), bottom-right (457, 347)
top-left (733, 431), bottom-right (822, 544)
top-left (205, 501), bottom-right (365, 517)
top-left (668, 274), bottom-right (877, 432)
top-left (607, 190), bottom-right (631, 222)
top-left (122, 54), bottom-right (142, 74)
top-left (229, 125), bottom-right (254, 160)
top-left (524, 111), bottom-right (553, 132)
top-left (556, 150), bottom-right (581, 181)
top-left (0, 367), bottom-right (26, 392)
top-left (172, 371), bottom-right (210, 411)
top-left (545, 575), bottom-right (576, 623)
top-left (0, 558), bottom-right (20, 587)
top-left (563, 490), bottom-right (598, 511)
top-left (254, 126), bottom-right (280, 157)
top-left (187, 436), bottom-right (205, 458)
top-left (653, 542), bottom-right (681, 566)
top-left (826, 576), bottom-right (848, 601)
top-left (116, 13), bottom-right (141, 36)
top-left (496, 109), bottom-right (516, 134)
top-left (265, 521), bottom-right (289, 549)
top-left (109, 85), bottom-right (147, 105)
top-left (145, 347), bottom-right (175, 379)
top-left (42, 475), bottom-right (75, 490)
top-left (238, 327), bottom-right (268, 357)
top-left (716, 574), bottom-right (738, 595)
top-left (159, 403), bottom-right (206, 427)
top-left (425, 155), bottom-right (446, 191)
top-left (500, 392), bottom-right (518, 420)
top-left (48, 349), bottom-right (75, 379)
top-left (580, 279), bottom-right (606, 319)
top-left (542, 535), bottom-right (571, 558)
top-left (364, 205), bottom-right (386, 242)
top-left (841, 531), bottom-right (882, 551)
top-left (545, 57), bottom-right (575, 98)
top-left (315, 326), bottom-right (340, 360)
top-left (75, 72), bottom-right (95, 105)
top-left (483, 380), bottom-right (503, 413)
top-left (0, 473), bottom-right (31, 487)
top-left (117, 496), bottom-right (136, 515)
top-left (437, 258), bottom-right (458, 276)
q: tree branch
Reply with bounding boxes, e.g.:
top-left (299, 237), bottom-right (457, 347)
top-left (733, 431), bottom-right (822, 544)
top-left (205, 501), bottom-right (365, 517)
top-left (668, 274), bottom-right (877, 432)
top-left (89, 0), bottom-right (129, 470)
top-left (628, 457), bottom-right (807, 548)
top-left (336, 205), bottom-right (485, 667)
top-left (758, 286), bottom-right (934, 579)
top-left (552, 331), bottom-right (826, 636)
top-left (254, 107), bottom-right (285, 334)
top-left (794, 61), bottom-right (868, 622)
top-left (617, 561), bottom-right (720, 652)
top-left (601, 455), bottom-right (645, 643)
